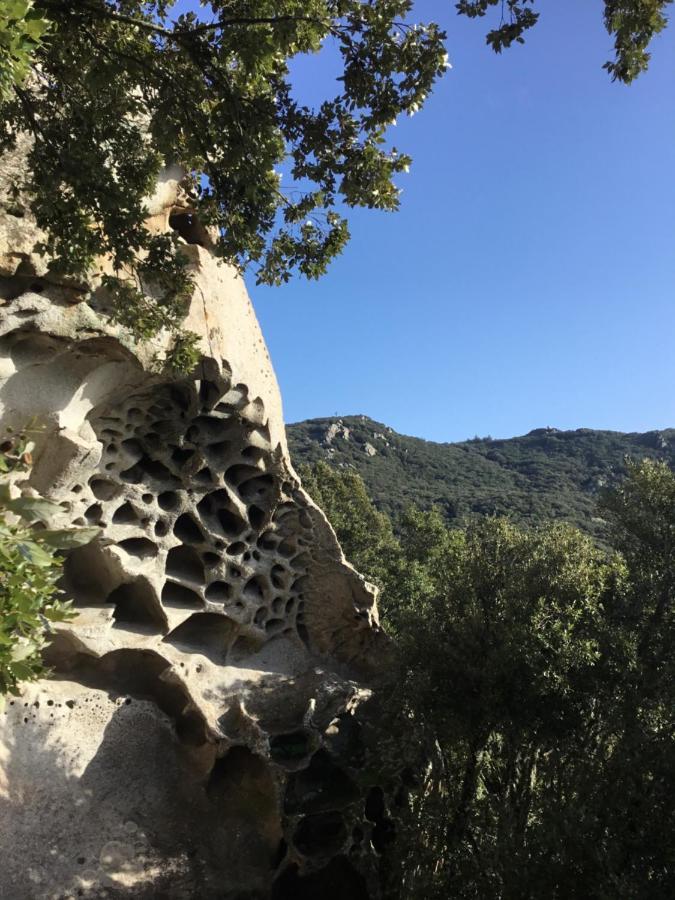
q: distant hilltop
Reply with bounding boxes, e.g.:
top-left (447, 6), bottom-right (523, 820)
top-left (288, 416), bottom-right (675, 541)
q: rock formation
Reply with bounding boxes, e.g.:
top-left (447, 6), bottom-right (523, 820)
top-left (0, 152), bottom-right (397, 899)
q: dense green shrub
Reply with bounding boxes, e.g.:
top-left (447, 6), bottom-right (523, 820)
top-left (0, 428), bottom-right (97, 698)
top-left (304, 457), bottom-right (675, 899)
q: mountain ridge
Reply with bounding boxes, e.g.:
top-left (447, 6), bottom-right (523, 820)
top-left (287, 415), bottom-right (675, 540)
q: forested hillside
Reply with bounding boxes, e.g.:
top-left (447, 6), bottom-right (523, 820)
top-left (288, 416), bottom-right (675, 540)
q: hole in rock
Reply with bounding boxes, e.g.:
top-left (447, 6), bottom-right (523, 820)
top-left (108, 581), bottom-right (166, 629)
top-left (238, 474), bottom-right (275, 502)
top-left (142, 493), bottom-right (153, 504)
top-left (158, 491), bottom-right (180, 511)
top-left (243, 577), bottom-right (265, 601)
top-left (254, 608), bottom-right (267, 627)
top-left (198, 380), bottom-right (221, 409)
top-left (197, 490), bottom-right (247, 538)
top-left (164, 612), bottom-right (236, 663)
top-left (293, 812), bottom-right (347, 858)
top-left (248, 505), bottom-right (265, 531)
top-left (121, 456), bottom-right (179, 486)
top-left (169, 211), bottom-right (208, 246)
top-left (166, 545), bottom-right (205, 585)
top-left (204, 581), bottom-right (231, 602)
top-left (173, 513), bottom-right (205, 544)
top-left (258, 532), bottom-right (277, 551)
top-left (119, 464), bottom-right (142, 484)
top-left (89, 478), bottom-right (119, 501)
top-left (269, 731), bottom-right (313, 765)
top-left (84, 504), bottom-right (102, 524)
top-left (117, 538), bottom-right (158, 560)
top-left (120, 438), bottom-right (143, 458)
top-left (226, 542), bottom-right (246, 556)
top-left (225, 464), bottom-right (261, 487)
top-left (155, 520), bottom-right (168, 537)
top-left (285, 751), bottom-right (360, 815)
top-left (161, 581), bottom-right (203, 609)
top-left (274, 502), bottom-right (296, 521)
top-left (277, 539), bottom-right (296, 558)
top-left (241, 446), bottom-right (267, 463)
top-left (112, 502), bottom-right (140, 525)
top-left (265, 619), bottom-right (284, 635)
top-left (217, 506), bottom-right (245, 537)
top-left (140, 456), bottom-right (179, 482)
top-left (189, 415), bottom-right (235, 443)
top-left (202, 552), bottom-right (221, 566)
top-left (171, 447), bottom-right (195, 468)
top-left (270, 565), bottom-right (287, 590)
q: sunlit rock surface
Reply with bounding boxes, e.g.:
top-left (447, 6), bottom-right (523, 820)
top-left (0, 156), bottom-right (395, 899)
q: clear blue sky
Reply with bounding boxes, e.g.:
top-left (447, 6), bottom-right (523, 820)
top-left (187, 1), bottom-right (675, 442)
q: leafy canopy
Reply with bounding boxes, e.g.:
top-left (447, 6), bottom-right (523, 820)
top-left (1, 1), bottom-right (447, 362)
top-left (1, 2), bottom-right (668, 365)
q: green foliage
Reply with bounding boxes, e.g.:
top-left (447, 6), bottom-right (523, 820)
top-left (289, 415), bottom-right (675, 542)
top-left (456, 0), bottom-right (672, 82)
top-left (0, 427), bottom-right (98, 698)
top-left (299, 460), bottom-right (400, 594)
top-left (1, 1), bottom-right (448, 363)
top-left (0, 0), bottom-right (50, 100)
top-left (304, 458), bottom-right (675, 898)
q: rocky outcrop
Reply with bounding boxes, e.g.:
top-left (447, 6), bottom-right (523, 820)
top-left (0, 159), bottom-right (397, 899)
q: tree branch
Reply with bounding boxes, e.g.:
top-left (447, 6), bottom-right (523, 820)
top-left (37, 1), bottom-right (332, 42)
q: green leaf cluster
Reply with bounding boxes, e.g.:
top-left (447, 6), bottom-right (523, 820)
top-left (0, 0), bottom-right (50, 101)
top-left (456, 0), bottom-right (672, 83)
top-left (0, 427), bottom-right (98, 698)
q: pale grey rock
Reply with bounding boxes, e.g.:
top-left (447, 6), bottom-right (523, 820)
top-left (0, 158), bottom-right (393, 899)
top-left (323, 421), bottom-right (351, 445)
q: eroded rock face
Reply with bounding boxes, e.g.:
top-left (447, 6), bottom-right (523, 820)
top-left (0, 164), bottom-right (395, 899)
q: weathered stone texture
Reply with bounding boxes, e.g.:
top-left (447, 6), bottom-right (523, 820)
top-left (0, 161), bottom-right (393, 899)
